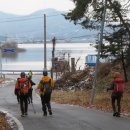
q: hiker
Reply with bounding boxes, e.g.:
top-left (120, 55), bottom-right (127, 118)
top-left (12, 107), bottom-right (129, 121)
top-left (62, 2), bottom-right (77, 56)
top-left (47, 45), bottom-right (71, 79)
top-left (36, 70), bottom-right (55, 116)
top-left (107, 71), bottom-right (124, 117)
top-left (15, 72), bottom-right (31, 117)
top-left (26, 74), bottom-right (36, 104)
top-left (28, 70), bottom-right (33, 79)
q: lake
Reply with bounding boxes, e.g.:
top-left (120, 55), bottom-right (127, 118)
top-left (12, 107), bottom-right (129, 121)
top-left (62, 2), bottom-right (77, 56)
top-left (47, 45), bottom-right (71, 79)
top-left (1, 43), bottom-right (96, 71)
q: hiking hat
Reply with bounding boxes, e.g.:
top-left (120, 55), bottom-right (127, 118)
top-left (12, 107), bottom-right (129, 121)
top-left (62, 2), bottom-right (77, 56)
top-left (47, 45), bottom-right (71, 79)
top-left (43, 70), bottom-right (48, 76)
top-left (20, 72), bottom-right (26, 77)
top-left (114, 72), bottom-right (121, 78)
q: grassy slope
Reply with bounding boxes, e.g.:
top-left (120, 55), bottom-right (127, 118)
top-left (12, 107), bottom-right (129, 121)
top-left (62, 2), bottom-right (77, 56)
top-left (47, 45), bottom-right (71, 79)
top-left (52, 65), bottom-right (130, 116)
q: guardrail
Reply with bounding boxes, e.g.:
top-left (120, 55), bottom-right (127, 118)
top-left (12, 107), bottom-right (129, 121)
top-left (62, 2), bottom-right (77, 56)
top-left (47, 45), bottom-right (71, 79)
top-left (0, 70), bottom-right (50, 75)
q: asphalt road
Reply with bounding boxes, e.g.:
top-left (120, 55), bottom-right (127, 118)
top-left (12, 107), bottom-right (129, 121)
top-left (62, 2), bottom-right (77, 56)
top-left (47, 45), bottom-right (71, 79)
top-left (0, 74), bottom-right (130, 130)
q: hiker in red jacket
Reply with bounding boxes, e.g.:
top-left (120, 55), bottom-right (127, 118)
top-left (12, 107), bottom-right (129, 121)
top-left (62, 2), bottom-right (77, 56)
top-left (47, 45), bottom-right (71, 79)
top-left (15, 72), bottom-right (31, 117)
top-left (107, 71), bottom-right (124, 117)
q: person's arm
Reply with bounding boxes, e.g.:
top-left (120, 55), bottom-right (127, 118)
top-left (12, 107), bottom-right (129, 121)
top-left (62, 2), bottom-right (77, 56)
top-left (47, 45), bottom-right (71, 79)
top-left (35, 80), bottom-right (42, 91)
top-left (107, 80), bottom-right (114, 91)
top-left (15, 78), bottom-right (20, 89)
top-left (28, 81), bottom-right (32, 89)
top-left (30, 80), bottom-right (36, 86)
top-left (35, 80), bottom-right (44, 95)
top-left (14, 79), bottom-right (19, 95)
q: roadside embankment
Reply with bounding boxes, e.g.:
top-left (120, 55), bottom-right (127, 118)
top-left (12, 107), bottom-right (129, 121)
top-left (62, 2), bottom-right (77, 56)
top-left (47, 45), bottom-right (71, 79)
top-left (0, 112), bottom-right (12, 130)
top-left (52, 64), bottom-right (130, 117)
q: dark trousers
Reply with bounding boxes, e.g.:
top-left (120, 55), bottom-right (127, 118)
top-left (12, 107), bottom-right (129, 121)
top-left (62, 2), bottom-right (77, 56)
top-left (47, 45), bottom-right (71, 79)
top-left (19, 95), bottom-right (28, 114)
top-left (111, 92), bottom-right (122, 114)
top-left (40, 93), bottom-right (51, 113)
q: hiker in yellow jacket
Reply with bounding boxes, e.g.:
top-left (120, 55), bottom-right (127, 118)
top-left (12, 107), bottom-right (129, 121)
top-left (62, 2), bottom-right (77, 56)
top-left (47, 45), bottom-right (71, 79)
top-left (36, 70), bottom-right (54, 116)
top-left (28, 70), bottom-right (33, 79)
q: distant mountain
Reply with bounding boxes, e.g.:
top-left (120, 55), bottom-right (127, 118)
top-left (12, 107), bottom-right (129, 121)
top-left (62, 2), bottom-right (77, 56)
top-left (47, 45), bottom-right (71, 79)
top-left (0, 9), bottom-right (97, 43)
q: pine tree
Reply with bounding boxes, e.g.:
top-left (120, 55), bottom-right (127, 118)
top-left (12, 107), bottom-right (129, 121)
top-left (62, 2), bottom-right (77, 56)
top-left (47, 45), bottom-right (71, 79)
top-left (64, 0), bottom-right (130, 81)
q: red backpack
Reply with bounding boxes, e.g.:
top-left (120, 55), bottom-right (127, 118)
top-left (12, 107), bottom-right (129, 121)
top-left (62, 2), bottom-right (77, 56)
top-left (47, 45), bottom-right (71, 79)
top-left (18, 78), bottom-right (30, 96)
top-left (114, 78), bottom-right (124, 93)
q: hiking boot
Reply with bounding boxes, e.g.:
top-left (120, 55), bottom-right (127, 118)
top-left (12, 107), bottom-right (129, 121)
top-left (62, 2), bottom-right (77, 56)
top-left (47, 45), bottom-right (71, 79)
top-left (113, 112), bottom-right (117, 116)
top-left (24, 113), bottom-right (28, 116)
top-left (43, 112), bottom-right (47, 116)
top-left (116, 112), bottom-right (120, 117)
top-left (21, 114), bottom-right (25, 117)
top-left (48, 110), bottom-right (52, 115)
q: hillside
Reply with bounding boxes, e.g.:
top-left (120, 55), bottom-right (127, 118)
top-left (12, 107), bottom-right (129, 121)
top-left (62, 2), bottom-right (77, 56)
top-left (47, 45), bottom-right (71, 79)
top-left (52, 63), bottom-right (130, 116)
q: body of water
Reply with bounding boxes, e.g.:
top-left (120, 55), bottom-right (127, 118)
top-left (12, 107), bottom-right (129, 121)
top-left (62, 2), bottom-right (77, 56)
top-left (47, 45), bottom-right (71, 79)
top-left (1, 43), bottom-right (96, 71)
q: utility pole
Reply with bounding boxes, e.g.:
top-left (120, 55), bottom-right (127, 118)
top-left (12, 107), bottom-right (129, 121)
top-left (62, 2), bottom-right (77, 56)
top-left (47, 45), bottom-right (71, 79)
top-left (51, 37), bottom-right (56, 79)
top-left (71, 58), bottom-right (76, 73)
top-left (68, 53), bottom-right (70, 72)
top-left (120, 32), bottom-right (128, 82)
top-left (44, 14), bottom-right (47, 70)
top-left (90, 0), bottom-right (107, 105)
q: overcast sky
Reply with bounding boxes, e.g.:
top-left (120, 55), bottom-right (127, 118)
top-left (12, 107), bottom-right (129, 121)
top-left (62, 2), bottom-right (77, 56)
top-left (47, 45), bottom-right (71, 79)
top-left (0, 0), bottom-right (75, 15)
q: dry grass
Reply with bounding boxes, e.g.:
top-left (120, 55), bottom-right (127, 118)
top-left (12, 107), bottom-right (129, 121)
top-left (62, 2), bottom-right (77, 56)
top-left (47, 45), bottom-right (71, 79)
top-left (52, 90), bottom-right (130, 116)
top-left (0, 112), bottom-right (11, 130)
top-left (52, 90), bottom-right (91, 107)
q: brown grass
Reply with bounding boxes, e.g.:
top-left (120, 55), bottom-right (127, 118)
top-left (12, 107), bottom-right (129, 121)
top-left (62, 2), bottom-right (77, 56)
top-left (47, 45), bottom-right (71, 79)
top-left (52, 90), bottom-right (90, 106)
top-left (0, 112), bottom-right (11, 130)
top-left (52, 90), bottom-right (130, 116)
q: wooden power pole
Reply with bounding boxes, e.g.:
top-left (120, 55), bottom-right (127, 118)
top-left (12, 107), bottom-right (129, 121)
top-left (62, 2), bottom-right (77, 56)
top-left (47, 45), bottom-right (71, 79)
top-left (51, 37), bottom-right (56, 79)
top-left (44, 14), bottom-right (47, 70)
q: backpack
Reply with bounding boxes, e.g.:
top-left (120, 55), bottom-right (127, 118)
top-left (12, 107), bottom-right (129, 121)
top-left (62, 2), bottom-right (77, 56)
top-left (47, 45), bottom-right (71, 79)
top-left (18, 78), bottom-right (30, 96)
top-left (114, 78), bottom-right (124, 93)
top-left (43, 79), bottom-right (52, 94)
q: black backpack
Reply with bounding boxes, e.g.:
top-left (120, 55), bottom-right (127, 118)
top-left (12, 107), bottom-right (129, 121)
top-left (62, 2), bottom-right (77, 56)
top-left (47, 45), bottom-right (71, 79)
top-left (43, 79), bottom-right (52, 94)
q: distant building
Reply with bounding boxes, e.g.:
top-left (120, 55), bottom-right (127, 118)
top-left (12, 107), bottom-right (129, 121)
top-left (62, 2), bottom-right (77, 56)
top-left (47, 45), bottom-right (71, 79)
top-left (85, 55), bottom-right (97, 67)
top-left (85, 54), bottom-right (111, 67)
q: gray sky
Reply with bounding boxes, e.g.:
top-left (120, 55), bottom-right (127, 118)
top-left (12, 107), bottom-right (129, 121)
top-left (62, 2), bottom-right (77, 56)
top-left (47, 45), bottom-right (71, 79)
top-left (0, 0), bottom-right (75, 15)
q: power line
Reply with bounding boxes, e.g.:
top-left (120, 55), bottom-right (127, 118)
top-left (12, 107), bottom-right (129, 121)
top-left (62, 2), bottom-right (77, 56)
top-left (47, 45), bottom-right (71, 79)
top-left (0, 13), bottom-right (62, 23)
top-left (0, 16), bottom-right (43, 23)
top-left (46, 14), bottom-right (62, 17)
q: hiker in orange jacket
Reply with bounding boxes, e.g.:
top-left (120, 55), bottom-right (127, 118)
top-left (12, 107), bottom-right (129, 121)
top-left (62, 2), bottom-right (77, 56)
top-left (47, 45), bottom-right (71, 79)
top-left (107, 71), bottom-right (124, 117)
top-left (15, 72), bottom-right (31, 117)
top-left (36, 70), bottom-right (54, 116)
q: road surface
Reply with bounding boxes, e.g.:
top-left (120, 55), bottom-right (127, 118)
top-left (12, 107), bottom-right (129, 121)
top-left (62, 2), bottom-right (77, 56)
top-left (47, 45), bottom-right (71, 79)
top-left (0, 74), bottom-right (130, 130)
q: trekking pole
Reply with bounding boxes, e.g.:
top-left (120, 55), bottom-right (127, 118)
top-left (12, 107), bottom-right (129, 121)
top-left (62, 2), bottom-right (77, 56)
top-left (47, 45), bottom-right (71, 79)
top-left (31, 103), bottom-right (36, 114)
